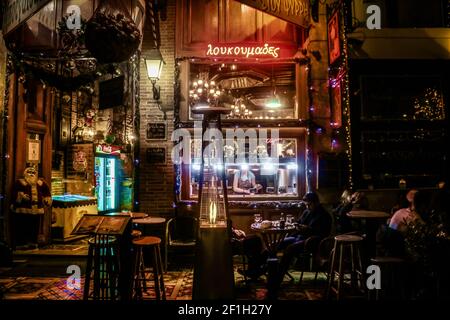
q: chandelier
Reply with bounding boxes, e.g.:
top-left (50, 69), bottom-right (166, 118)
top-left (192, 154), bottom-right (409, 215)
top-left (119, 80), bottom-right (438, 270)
top-left (189, 79), bottom-right (223, 108)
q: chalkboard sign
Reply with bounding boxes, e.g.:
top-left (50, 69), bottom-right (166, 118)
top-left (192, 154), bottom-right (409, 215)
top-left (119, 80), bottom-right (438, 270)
top-left (146, 122), bottom-right (167, 140)
top-left (146, 147), bottom-right (166, 164)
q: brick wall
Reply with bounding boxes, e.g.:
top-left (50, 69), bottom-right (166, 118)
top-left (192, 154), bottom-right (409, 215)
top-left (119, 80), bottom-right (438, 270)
top-left (138, 0), bottom-right (176, 216)
top-left (51, 151), bottom-right (65, 196)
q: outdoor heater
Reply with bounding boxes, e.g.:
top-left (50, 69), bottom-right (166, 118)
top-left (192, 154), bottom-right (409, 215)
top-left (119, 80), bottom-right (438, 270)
top-left (192, 103), bottom-right (235, 300)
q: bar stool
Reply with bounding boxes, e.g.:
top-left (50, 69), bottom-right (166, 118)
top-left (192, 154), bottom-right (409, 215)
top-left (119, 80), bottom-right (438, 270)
top-left (326, 234), bottom-right (365, 300)
top-left (84, 235), bottom-right (120, 300)
top-left (369, 256), bottom-right (406, 300)
top-left (132, 236), bottom-right (166, 300)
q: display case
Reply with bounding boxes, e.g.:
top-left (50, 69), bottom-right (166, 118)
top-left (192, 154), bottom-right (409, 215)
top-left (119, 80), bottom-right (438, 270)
top-left (95, 154), bottom-right (121, 213)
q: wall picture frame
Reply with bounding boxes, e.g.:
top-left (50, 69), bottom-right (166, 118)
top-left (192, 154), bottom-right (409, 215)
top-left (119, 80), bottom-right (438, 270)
top-left (327, 10), bottom-right (341, 66)
top-left (146, 147), bottom-right (167, 164)
top-left (146, 122), bottom-right (167, 140)
top-left (26, 139), bottom-right (41, 163)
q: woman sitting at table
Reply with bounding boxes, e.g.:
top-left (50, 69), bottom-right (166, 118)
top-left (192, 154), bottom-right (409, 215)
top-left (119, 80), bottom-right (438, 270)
top-left (381, 190), bottom-right (427, 257)
top-left (232, 168), bottom-right (262, 194)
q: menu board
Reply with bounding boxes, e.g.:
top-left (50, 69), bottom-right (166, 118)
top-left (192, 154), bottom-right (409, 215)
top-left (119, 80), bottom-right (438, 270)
top-left (72, 214), bottom-right (130, 236)
top-left (146, 123), bottom-right (167, 140)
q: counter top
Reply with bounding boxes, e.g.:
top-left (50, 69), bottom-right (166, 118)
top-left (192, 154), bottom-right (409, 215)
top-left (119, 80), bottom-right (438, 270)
top-left (52, 195), bottom-right (97, 208)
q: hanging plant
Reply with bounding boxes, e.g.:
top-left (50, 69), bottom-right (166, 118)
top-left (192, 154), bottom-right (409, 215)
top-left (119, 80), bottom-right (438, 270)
top-left (85, 1), bottom-right (141, 64)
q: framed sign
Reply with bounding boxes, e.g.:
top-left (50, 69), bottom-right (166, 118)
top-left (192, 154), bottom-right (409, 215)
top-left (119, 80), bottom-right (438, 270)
top-left (26, 139), bottom-right (41, 163)
top-left (146, 147), bottom-right (166, 164)
top-left (146, 122), bottom-right (167, 140)
top-left (330, 79), bottom-right (342, 128)
top-left (328, 10), bottom-right (341, 66)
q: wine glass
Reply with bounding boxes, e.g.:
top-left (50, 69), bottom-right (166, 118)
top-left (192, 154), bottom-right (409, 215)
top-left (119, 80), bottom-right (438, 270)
top-left (254, 213), bottom-right (262, 225)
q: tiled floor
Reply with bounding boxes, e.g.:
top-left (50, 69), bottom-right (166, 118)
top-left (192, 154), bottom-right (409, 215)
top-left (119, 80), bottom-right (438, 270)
top-left (0, 269), bottom-right (327, 300)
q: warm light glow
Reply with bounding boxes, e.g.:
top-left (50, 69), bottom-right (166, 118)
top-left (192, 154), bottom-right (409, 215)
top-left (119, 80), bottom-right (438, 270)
top-left (266, 97), bottom-right (282, 108)
top-left (240, 163), bottom-right (249, 170)
top-left (209, 200), bottom-right (217, 225)
top-left (145, 56), bottom-right (165, 81)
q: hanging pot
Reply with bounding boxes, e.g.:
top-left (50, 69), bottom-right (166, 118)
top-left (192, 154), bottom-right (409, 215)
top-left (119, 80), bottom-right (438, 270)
top-left (85, 1), bottom-right (141, 63)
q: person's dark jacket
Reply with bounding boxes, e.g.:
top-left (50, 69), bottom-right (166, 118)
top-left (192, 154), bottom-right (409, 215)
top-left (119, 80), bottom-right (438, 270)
top-left (297, 205), bottom-right (332, 240)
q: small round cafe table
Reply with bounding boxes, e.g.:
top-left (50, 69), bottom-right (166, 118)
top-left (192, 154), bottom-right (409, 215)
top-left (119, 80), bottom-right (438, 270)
top-left (347, 210), bottom-right (390, 258)
top-left (106, 212), bottom-right (149, 219)
top-left (133, 216), bottom-right (166, 225)
top-left (251, 222), bottom-right (296, 300)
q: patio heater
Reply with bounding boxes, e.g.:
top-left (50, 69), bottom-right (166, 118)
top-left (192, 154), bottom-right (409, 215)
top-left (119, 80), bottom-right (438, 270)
top-left (192, 103), bottom-right (235, 300)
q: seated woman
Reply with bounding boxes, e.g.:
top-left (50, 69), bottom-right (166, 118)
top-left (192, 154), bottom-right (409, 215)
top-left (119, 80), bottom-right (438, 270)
top-left (381, 190), bottom-right (426, 257)
top-left (388, 189), bottom-right (418, 233)
top-left (232, 168), bottom-right (262, 194)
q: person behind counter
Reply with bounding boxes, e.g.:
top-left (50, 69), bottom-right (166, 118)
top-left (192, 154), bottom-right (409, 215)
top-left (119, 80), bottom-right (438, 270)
top-left (232, 167), bottom-right (262, 194)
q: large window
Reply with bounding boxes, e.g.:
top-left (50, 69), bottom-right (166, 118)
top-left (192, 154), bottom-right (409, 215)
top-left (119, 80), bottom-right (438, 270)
top-left (188, 137), bottom-right (300, 198)
top-left (360, 75), bottom-right (445, 121)
top-left (188, 62), bottom-right (298, 121)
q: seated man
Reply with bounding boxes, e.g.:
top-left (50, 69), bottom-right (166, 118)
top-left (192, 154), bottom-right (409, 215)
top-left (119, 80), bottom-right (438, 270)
top-left (232, 168), bottom-right (262, 194)
top-left (276, 192), bottom-right (332, 285)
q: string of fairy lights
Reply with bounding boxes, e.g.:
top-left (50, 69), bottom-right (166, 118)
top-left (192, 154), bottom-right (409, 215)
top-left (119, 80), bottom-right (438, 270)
top-left (326, 1), bottom-right (354, 190)
top-left (340, 1), bottom-right (354, 190)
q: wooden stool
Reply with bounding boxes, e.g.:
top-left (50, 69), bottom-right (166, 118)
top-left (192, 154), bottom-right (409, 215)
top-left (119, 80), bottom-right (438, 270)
top-left (132, 236), bottom-right (166, 300)
top-left (369, 256), bottom-right (406, 300)
top-left (326, 234), bottom-right (365, 300)
top-left (84, 235), bottom-right (119, 300)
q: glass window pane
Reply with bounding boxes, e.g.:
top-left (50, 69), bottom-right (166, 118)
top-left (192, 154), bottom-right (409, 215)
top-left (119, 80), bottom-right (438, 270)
top-left (188, 62), bottom-right (297, 121)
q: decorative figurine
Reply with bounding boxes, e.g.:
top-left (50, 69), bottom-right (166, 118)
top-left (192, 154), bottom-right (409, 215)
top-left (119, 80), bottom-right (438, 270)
top-left (11, 165), bottom-right (52, 247)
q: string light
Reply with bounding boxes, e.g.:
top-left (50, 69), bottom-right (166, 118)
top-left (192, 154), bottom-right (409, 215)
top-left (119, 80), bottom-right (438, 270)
top-left (413, 88), bottom-right (445, 120)
top-left (340, 2), bottom-right (353, 189)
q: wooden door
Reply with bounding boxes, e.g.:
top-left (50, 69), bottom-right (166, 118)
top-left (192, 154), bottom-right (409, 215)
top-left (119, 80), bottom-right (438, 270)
top-left (6, 76), bottom-right (53, 246)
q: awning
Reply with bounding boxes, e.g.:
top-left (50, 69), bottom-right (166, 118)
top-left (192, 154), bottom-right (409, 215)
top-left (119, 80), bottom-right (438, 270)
top-left (2, 0), bottom-right (52, 36)
top-left (233, 0), bottom-right (310, 28)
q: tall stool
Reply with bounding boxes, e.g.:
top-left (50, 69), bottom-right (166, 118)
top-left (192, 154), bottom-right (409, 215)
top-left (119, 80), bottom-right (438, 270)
top-left (132, 236), bottom-right (166, 300)
top-left (84, 235), bottom-right (120, 300)
top-left (368, 256), bottom-right (406, 300)
top-left (326, 234), bottom-right (364, 300)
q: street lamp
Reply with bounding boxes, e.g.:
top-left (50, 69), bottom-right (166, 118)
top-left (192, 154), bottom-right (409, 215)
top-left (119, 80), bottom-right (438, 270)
top-left (144, 48), bottom-right (165, 101)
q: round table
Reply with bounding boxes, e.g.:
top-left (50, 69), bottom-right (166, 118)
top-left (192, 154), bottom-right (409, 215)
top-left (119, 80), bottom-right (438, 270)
top-left (347, 210), bottom-right (390, 220)
top-left (106, 212), bottom-right (149, 219)
top-left (133, 217), bottom-right (166, 225)
top-left (250, 223), bottom-right (296, 256)
top-left (347, 210), bottom-right (390, 258)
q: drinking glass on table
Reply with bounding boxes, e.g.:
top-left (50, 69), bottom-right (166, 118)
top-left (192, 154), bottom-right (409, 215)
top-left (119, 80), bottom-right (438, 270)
top-left (286, 214), bottom-right (294, 225)
top-left (254, 213), bottom-right (262, 225)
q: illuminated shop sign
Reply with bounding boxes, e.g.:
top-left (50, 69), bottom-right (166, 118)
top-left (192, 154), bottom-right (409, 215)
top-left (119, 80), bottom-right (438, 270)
top-left (96, 144), bottom-right (121, 155)
top-left (235, 0), bottom-right (310, 28)
top-left (206, 44), bottom-right (281, 58)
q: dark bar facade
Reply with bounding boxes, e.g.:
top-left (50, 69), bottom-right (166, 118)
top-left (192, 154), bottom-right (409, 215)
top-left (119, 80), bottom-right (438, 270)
top-left (0, 0), bottom-right (449, 304)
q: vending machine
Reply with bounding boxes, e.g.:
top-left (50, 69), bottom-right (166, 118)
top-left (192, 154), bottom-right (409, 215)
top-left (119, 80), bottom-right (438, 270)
top-left (94, 155), bottom-right (121, 213)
